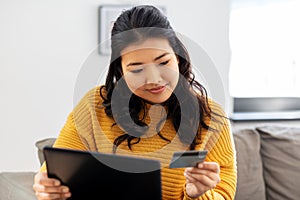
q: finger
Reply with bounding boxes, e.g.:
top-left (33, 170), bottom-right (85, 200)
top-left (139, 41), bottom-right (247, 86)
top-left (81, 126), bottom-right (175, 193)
top-left (198, 162), bottom-right (220, 173)
top-left (186, 162), bottom-right (220, 173)
top-left (33, 184), bottom-right (69, 194)
top-left (35, 191), bottom-right (61, 200)
top-left (185, 174), bottom-right (211, 195)
top-left (35, 172), bottom-right (61, 186)
top-left (185, 170), bottom-right (217, 188)
top-left (184, 170), bottom-right (197, 182)
top-left (185, 167), bottom-right (220, 182)
top-left (35, 176), bottom-right (61, 187)
top-left (185, 170), bottom-right (211, 185)
top-left (35, 191), bottom-right (71, 200)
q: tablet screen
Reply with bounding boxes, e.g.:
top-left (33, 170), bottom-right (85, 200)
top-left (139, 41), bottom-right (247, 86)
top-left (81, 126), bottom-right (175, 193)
top-left (43, 147), bottom-right (162, 200)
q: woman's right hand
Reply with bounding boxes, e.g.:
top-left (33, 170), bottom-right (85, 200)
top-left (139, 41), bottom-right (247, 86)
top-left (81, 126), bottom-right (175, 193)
top-left (33, 171), bottom-right (71, 200)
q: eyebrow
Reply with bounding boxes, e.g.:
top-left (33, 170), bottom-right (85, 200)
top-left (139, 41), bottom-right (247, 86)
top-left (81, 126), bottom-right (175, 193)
top-left (154, 52), bottom-right (170, 61)
top-left (126, 53), bottom-right (170, 67)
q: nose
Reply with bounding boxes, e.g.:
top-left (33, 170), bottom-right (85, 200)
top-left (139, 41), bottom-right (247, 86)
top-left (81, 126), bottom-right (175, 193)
top-left (145, 65), bottom-right (162, 84)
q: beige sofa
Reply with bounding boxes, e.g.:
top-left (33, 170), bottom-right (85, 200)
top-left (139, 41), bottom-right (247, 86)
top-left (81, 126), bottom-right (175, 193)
top-left (232, 123), bottom-right (300, 200)
top-left (1, 123), bottom-right (300, 200)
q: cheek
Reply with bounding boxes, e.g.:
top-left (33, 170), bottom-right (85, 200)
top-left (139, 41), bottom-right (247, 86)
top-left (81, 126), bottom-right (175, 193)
top-left (124, 73), bottom-right (145, 92)
top-left (162, 66), bottom-right (179, 84)
top-left (166, 70), bottom-right (179, 81)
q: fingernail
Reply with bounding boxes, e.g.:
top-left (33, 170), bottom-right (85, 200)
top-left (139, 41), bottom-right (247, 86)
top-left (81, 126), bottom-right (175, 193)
top-left (54, 181), bottom-right (60, 186)
top-left (185, 167), bottom-right (191, 171)
top-left (63, 188), bottom-right (69, 193)
top-left (65, 193), bottom-right (71, 197)
top-left (198, 163), bottom-right (203, 168)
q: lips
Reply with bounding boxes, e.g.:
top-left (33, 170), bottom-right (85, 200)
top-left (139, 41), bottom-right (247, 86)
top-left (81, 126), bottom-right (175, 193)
top-left (147, 85), bottom-right (166, 94)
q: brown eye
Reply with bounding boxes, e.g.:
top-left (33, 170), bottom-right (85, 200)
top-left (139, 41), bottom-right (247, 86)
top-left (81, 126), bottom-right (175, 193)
top-left (131, 69), bottom-right (143, 73)
top-left (159, 60), bottom-right (169, 66)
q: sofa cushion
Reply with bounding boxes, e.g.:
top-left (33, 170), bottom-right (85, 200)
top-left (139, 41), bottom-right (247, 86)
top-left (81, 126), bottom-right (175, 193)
top-left (233, 129), bottom-right (266, 200)
top-left (0, 172), bottom-right (36, 200)
top-left (257, 125), bottom-right (300, 200)
top-left (35, 138), bottom-right (56, 166)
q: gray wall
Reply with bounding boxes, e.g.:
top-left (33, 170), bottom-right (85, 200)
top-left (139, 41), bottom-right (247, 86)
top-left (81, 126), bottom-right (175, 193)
top-left (0, 0), bottom-right (230, 171)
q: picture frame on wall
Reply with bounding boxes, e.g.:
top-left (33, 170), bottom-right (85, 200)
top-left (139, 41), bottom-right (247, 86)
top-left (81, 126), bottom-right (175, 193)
top-left (98, 4), bottom-right (167, 55)
top-left (98, 5), bottom-right (133, 55)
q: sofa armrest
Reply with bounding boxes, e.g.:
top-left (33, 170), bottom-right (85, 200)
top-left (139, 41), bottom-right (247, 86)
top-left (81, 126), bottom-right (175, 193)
top-left (35, 138), bottom-right (56, 166)
top-left (0, 172), bottom-right (37, 200)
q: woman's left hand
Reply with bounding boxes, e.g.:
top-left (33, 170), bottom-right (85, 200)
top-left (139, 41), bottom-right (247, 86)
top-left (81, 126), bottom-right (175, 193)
top-left (184, 162), bottom-right (221, 198)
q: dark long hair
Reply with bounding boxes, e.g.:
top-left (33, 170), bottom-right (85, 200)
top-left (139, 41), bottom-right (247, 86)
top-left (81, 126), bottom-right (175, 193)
top-left (100, 5), bottom-right (214, 153)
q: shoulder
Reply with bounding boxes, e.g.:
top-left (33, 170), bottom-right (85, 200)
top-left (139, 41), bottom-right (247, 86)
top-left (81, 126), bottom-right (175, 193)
top-left (73, 85), bottom-right (107, 113)
top-left (193, 89), bottom-right (227, 118)
top-left (82, 85), bottom-right (106, 99)
top-left (78, 85), bottom-right (107, 102)
top-left (72, 85), bottom-right (109, 128)
top-left (200, 99), bottom-right (234, 162)
top-left (203, 98), bottom-right (230, 131)
top-left (207, 98), bottom-right (227, 118)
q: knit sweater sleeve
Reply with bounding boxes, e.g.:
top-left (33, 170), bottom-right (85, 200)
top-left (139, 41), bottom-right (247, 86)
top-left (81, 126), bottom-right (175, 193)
top-left (52, 112), bottom-right (87, 150)
top-left (183, 102), bottom-right (237, 200)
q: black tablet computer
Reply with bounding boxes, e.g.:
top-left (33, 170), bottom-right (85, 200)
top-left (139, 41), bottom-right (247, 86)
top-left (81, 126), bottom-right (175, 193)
top-left (43, 146), bottom-right (162, 200)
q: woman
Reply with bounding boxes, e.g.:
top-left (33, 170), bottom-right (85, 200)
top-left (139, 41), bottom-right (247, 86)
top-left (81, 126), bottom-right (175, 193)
top-left (33, 5), bottom-right (237, 200)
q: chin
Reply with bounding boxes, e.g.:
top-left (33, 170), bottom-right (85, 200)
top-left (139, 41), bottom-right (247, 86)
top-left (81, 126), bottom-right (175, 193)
top-left (135, 90), bottom-right (173, 104)
top-left (143, 95), bottom-right (171, 104)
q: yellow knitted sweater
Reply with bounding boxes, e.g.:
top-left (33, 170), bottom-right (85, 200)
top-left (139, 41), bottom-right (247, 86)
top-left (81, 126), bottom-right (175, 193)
top-left (41, 86), bottom-right (237, 200)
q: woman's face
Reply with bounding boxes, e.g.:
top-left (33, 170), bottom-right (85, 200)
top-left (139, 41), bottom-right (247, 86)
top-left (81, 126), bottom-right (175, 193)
top-left (121, 38), bottom-right (179, 104)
